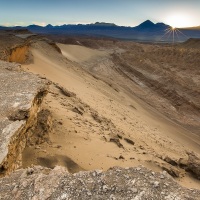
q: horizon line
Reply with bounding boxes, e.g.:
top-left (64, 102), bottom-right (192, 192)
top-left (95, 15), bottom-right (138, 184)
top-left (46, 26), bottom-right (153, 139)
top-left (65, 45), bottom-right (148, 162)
top-left (0, 20), bottom-right (199, 29)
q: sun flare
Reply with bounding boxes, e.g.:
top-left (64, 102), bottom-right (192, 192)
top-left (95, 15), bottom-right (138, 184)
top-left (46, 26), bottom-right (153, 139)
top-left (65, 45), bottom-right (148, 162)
top-left (159, 26), bottom-right (188, 43)
top-left (165, 14), bottom-right (192, 28)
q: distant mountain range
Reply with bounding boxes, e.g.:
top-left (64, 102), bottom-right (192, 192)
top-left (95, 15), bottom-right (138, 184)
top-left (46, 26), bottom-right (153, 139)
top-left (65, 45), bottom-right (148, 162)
top-left (0, 20), bottom-right (200, 42)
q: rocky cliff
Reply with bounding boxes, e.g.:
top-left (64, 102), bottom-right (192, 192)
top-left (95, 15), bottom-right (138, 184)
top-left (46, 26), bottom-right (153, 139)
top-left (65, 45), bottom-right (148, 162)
top-left (0, 61), bottom-right (49, 175)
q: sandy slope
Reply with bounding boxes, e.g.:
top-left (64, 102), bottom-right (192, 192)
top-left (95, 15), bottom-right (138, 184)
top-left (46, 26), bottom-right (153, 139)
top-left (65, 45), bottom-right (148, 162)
top-left (22, 41), bottom-right (200, 189)
top-left (57, 43), bottom-right (106, 63)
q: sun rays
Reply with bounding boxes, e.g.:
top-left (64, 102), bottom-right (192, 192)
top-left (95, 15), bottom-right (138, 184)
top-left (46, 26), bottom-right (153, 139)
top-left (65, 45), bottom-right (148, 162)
top-left (159, 26), bottom-right (189, 43)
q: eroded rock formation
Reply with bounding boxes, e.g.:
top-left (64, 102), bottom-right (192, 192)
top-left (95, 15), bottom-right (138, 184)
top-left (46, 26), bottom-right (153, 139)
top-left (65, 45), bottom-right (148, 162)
top-left (0, 61), bottom-right (49, 175)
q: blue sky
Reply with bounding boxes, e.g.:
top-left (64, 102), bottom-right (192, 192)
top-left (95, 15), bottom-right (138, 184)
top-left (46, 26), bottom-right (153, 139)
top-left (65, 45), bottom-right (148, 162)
top-left (0, 0), bottom-right (200, 27)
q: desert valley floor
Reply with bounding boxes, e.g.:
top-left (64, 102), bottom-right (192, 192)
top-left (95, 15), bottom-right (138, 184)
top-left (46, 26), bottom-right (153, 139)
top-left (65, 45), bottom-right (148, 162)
top-left (18, 36), bottom-right (200, 189)
top-left (0, 32), bottom-right (200, 192)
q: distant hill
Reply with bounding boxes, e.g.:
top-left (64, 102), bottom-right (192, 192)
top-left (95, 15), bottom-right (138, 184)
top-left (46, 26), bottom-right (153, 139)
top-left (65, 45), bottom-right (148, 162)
top-left (181, 38), bottom-right (200, 49)
top-left (0, 20), bottom-right (200, 42)
top-left (134, 20), bottom-right (170, 32)
top-left (0, 26), bottom-right (6, 30)
top-left (180, 26), bottom-right (200, 30)
top-left (90, 22), bottom-right (117, 26)
top-left (135, 20), bottom-right (155, 29)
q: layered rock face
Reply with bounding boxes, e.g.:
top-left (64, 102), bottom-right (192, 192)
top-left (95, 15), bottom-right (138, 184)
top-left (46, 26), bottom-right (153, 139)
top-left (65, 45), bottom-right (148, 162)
top-left (0, 61), bottom-right (48, 175)
top-left (0, 31), bottom-right (31, 63)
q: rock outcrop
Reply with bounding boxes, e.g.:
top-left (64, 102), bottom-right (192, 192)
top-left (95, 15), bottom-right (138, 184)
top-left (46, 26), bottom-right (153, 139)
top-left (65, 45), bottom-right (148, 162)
top-left (0, 31), bottom-right (29, 63)
top-left (186, 152), bottom-right (200, 179)
top-left (0, 166), bottom-right (199, 200)
top-left (0, 61), bottom-right (48, 175)
top-left (0, 30), bottom-right (58, 64)
top-left (8, 44), bottom-right (30, 64)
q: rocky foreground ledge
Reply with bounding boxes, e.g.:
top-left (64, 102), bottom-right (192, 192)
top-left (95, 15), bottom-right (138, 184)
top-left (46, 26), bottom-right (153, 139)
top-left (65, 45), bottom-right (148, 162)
top-left (0, 61), bottom-right (48, 175)
top-left (0, 166), bottom-right (199, 200)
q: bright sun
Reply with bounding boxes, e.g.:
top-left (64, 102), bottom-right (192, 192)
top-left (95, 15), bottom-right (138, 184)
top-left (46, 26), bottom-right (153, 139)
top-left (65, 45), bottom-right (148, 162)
top-left (165, 14), bottom-right (192, 28)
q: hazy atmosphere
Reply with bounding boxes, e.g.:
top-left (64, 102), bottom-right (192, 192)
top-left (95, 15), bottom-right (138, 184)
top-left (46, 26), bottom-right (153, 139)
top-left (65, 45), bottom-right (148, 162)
top-left (0, 0), bottom-right (200, 27)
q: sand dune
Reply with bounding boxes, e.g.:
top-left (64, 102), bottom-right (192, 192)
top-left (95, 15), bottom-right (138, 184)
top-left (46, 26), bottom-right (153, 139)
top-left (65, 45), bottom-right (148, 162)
top-left (57, 43), bottom-right (106, 63)
top-left (22, 40), bottom-right (200, 189)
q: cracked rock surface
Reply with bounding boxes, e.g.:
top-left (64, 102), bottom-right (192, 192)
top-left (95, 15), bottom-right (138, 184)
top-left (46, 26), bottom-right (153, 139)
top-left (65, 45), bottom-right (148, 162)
top-left (0, 166), bottom-right (199, 200)
top-left (0, 61), bottom-right (48, 174)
